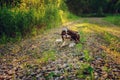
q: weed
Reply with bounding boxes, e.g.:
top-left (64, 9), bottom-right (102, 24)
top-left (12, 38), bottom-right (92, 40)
top-left (102, 66), bottom-right (111, 73)
top-left (76, 43), bottom-right (83, 50)
top-left (77, 63), bottom-right (94, 79)
top-left (45, 72), bottom-right (55, 80)
top-left (35, 50), bottom-right (56, 65)
top-left (31, 76), bottom-right (37, 80)
top-left (79, 31), bottom-right (86, 43)
top-left (101, 52), bottom-right (106, 58)
top-left (83, 50), bottom-right (92, 62)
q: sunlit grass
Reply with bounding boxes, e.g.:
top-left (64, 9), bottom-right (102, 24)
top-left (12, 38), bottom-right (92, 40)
top-left (83, 50), bottom-right (92, 62)
top-left (69, 21), bottom-right (120, 64)
top-left (74, 22), bottom-right (120, 63)
top-left (101, 45), bottom-right (120, 63)
top-left (59, 10), bottom-right (68, 24)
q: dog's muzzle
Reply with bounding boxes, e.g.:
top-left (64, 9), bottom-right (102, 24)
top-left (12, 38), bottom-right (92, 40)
top-left (63, 34), bottom-right (71, 39)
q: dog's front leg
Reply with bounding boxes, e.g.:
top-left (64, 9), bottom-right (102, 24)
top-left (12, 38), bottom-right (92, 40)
top-left (60, 41), bottom-right (66, 47)
top-left (61, 36), bottom-right (65, 47)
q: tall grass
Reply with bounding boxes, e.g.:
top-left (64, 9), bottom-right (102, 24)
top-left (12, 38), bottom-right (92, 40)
top-left (43, 4), bottom-right (61, 28)
top-left (0, 7), bottom-right (36, 43)
top-left (0, 0), bottom-right (70, 44)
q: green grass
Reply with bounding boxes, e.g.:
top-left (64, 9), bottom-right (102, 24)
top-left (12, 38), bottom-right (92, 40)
top-left (20, 50), bottom-right (56, 73)
top-left (66, 12), bottom-right (79, 21)
top-left (83, 50), bottom-right (92, 62)
top-left (104, 15), bottom-right (120, 26)
top-left (35, 50), bottom-right (56, 65)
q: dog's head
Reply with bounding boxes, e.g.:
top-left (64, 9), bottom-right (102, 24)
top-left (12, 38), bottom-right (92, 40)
top-left (61, 28), bottom-right (71, 39)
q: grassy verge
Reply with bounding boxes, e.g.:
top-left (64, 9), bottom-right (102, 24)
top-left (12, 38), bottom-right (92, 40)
top-left (77, 22), bottom-right (120, 63)
top-left (104, 15), bottom-right (120, 26)
top-left (20, 50), bottom-right (55, 70)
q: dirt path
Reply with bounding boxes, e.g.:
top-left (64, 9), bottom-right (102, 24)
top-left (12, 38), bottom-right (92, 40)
top-left (0, 18), bottom-right (120, 80)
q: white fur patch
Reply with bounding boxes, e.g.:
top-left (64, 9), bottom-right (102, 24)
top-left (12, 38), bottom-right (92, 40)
top-left (66, 35), bottom-right (71, 38)
top-left (69, 42), bottom-right (76, 47)
top-left (62, 28), bottom-right (68, 33)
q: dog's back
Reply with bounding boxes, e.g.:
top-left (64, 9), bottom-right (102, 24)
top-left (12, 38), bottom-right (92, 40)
top-left (67, 29), bottom-right (80, 43)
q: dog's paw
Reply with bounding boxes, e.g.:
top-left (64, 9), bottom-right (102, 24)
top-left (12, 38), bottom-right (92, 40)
top-left (55, 39), bottom-right (62, 43)
top-left (69, 42), bottom-right (76, 47)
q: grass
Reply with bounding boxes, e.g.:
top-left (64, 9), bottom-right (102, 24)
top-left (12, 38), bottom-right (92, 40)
top-left (76, 22), bottom-right (120, 64)
top-left (104, 15), bottom-right (120, 26)
top-left (0, 8), bottom-right (38, 44)
top-left (74, 21), bottom-right (120, 78)
top-left (102, 66), bottom-right (111, 73)
top-left (66, 12), bottom-right (79, 21)
top-left (77, 23), bottom-right (120, 52)
top-left (35, 50), bottom-right (56, 65)
top-left (83, 50), bottom-right (92, 62)
top-left (45, 72), bottom-right (56, 79)
top-left (73, 25), bottom-right (94, 80)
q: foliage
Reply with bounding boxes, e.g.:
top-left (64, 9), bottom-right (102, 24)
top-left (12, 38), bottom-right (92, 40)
top-left (0, 0), bottom-right (72, 44)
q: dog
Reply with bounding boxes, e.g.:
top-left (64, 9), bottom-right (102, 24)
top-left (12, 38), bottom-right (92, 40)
top-left (61, 27), bottom-right (80, 47)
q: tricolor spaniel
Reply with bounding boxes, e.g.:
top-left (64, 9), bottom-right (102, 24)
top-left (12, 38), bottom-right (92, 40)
top-left (61, 28), bottom-right (80, 47)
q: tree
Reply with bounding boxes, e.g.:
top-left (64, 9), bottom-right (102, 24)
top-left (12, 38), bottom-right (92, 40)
top-left (66, 0), bottom-right (120, 15)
